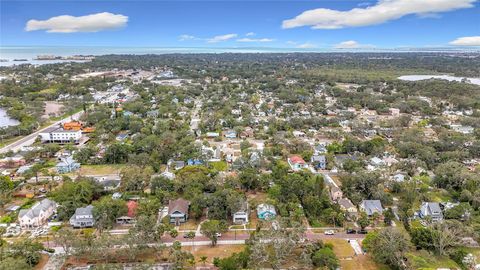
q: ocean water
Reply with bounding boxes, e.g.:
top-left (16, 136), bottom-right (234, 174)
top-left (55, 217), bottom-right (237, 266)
top-left (0, 46), bottom-right (328, 67)
top-left (398, 75), bottom-right (480, 86)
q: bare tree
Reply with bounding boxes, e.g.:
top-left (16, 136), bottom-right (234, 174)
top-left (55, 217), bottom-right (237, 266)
top-left (430, 220), bottom-right (462, 256)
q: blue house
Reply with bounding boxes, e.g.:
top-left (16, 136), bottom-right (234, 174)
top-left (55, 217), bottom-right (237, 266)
top-left (224, 130), bottom-right (237, 139)
top-left (311, 154), bottom-right (326, 169)
top-left (257, 203), bottom-right (276, 220)
top-left (56, 156), bottom-right (80, 174)
top-left (187, 159), bottom-right (203, 166)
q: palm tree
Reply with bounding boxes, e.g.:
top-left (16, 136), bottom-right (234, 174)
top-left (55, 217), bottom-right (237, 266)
top-left (199, 256), bottom-right (208, 266)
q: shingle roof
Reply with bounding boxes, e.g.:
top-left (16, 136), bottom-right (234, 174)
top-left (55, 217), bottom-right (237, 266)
top-left (289, 155), bottom-right (306, 164)
top-left (168, 198), bottom-right (190, 215)
top-left (18, 198), bottom-right (56, 219)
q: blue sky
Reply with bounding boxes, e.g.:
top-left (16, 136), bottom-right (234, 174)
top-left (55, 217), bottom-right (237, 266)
top-left (1, 0), bottom-right (479, 49)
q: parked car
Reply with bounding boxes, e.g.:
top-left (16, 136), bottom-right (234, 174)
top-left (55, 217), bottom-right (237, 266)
top-left (324, 230), bottom-right (335, 235)
top-left (358, 229), bottom-right (368, 234)
top-left (346, 228), bottom-right (357, 234)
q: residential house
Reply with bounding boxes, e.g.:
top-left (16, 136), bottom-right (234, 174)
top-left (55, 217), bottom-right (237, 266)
top-left (0, 155), bottom-right (26, 168)
top-left (338, 198), bottom-right (357, 217)
top-left (127, 201), bottom-right (138, 218)
top-left (206, 132), bottom-right (220, 138)
top-left (168, 198), bottom-right (190, 225)
top-left (329, 186), bottom-right (343, 201)
top-left (419, 202), bottom-right (443, 222)
top-left (292, 130), bottom-right (306, 138)
top-left (56, 156), bottom-right (80, 173)
top-left (232, 201), bottom-right (249, 224)
top-left (257, 203), bottom-right (276, 220)
top-left (240, 127), bottom-right (254, 138)
top-left (360, 200), bottom-right (384, 217)
top-left (288, 155), bottom-right (308, 171)
top-left (224, 130), bottom-right (237, 139)
top-left (70, 205), bottom-right (95, 228)
top-left (18, 199), bottom-right (57, 228)
top-left (311, 154), bottom-right (326, 170)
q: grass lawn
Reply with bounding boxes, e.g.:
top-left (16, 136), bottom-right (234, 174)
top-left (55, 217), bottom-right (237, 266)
top-left (407, 250), bottom-right (459, 269)
top-left (209, 161), bottom-right (228, 171)
top-left (325, 238), bottom-right (355, 258)
top-left (340, 255), bottom-right (387, 270)
top-left (183, 244), bottom-right (245, 264)
top-left (79, 164), bottom-right (126, 175)
top-left (178, 219), bottom-right (199, 231)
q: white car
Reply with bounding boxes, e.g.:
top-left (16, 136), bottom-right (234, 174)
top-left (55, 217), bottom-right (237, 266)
top-left (324, 230), bottom-right (335, 235)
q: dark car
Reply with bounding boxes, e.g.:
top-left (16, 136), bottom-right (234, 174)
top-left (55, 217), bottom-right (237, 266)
top-left (346, 228), bottom-right (357, 234)
top-left (357, 229), bottom-right (368, 234)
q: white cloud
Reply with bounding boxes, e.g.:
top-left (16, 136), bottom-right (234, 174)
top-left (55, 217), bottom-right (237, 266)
top-left (286, 41), bottom-right (298, 45)
top-left (282, 0), bottom-right (476, 29)
top-left (178, 34), bottom-right (196, 41)
top-left (237, 38), bottom-right (274, 42)
top-left (296, 42), bottom-right (316, 49)
top-left (25, 12), bottom-right (128, 33)
top-left (334, 40), bottom-right (375, 49)
top-left (449, 36), bottom-right (480, 46)
top-left (246, 32), bottom-right (256, 36)
top-left (207, 33), bottom-right (238, 43)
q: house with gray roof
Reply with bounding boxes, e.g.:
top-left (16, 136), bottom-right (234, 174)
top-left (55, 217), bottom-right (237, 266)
top-left (56, 155), bottom-right (80, 174)
top-left (419, 202), bottom-right (443, 222)
top-left (360, 200), bottom-right (384, 217)
top-left (18, 198), bottom-right (57, 228)
top-left (70, 205), bottom-right (95, 228)
top-left (168, 198), bottom-right (190, 225)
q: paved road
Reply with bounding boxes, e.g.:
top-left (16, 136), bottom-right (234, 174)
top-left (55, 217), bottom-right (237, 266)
top-left (0, 111), bottom-right (83, 154)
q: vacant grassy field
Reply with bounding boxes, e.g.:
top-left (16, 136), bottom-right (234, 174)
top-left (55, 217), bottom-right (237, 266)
top-left (79, 164), bottom-right (126, 175)
top-left (183, 244), bottom-right (245, 263)
top-left (325, 238), bottom-right (356, 258)
top-left (407, 250), bottom-right (459, 269)
top-left (340, 255), bottom-right (386, 270)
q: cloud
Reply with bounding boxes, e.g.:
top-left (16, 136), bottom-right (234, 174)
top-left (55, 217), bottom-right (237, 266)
top-left (246, 32), bottom-right (256, 36)
top-left (25, 12), bottom-right (128, 33)
top-left (237, 38), bottom-right (274, 42)
top-left (178, 34), bottom-right (197, 41)
top-left (296, 42), bottom-right (316, 49)
top-left (207, 33), bottom-right (238, 43)
top-left (282, 0), bottom-right (476, 29)
top-left (449, 36), bottom-right (480, 46)
top-left (334, 40), bottom-right (375, 49)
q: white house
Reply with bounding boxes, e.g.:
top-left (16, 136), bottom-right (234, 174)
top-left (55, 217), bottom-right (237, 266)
top-left (232, 201), bottom-right (249, 224)
top-left (18, 199), bottom-right (57, 228)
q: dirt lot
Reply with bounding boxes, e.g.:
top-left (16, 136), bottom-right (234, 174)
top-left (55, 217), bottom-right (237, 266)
top-left (43, 101), bottom-right (64, 119)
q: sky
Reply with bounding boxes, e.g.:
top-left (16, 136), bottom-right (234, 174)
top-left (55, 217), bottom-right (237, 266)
top-left (1, 0), bottom-right (480, 49)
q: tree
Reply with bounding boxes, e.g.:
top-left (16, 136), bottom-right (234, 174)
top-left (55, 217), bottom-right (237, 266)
top-left (93, 197), bottom-right (128, 231)
top-left (53, 227), bottom-right (76, 255)
top-left (185, 231), bottom-right (196, 246)
top-left (0, 257), bottom-right (30, 270)
top-left (169, 229), bottom-right (179, 239)
top-left (200, 220), bottom-right (227, 246)
top-left (312, 246), bottom-right (339, 270)
top-left (199, 256), bottom-right (208, 266)
top-left (358, 212), bottom-right (370, 230)
top-left (0, 176), bottom-right (14, 206)
top-left (430, 220), bottom-right (462, 256)
top-left (384, 208), bottom-right (395, 226)
top-left (363, 228), bottom-right (410, 270)
top-left (120, 165), bottom-right (153, 192)
top-left (9, 239), bottom-right (44, 267)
